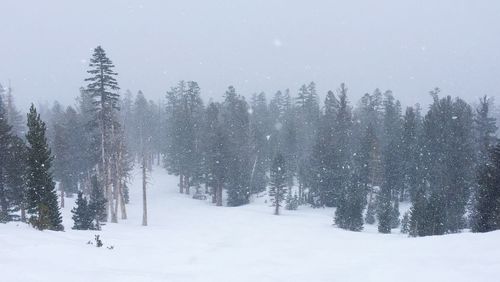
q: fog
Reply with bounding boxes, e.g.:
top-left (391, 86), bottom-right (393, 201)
top-left (1, 0), bottom-right (500, 108)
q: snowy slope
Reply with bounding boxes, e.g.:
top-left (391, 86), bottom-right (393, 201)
top-left (1, 167), bottom-right (499, 282)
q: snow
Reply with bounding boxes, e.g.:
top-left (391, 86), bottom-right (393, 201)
top-left (1, 167), bottom-right (500, 282)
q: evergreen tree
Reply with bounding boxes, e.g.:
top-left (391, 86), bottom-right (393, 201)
top-left (269, 154), bottom-right (287, 215)
top-left (295, 82), bottom-right (320, 202)
top-left (84, 45), bottom-right (121, 222)
top-left (5, 87), bottom-right (25, 137)
top-left (334, 84), bottom-right (364, 231)
top-left (88, 175), bottom-right (106, 230)
top-left (249, 92), bottom-right (270, 195)
top-left (401, 106), bottom-right (422, 201)
top-left (163, 81), bottom-right (204, 195)
top-left (5, 136), bottom-right (28, 221)
top-left (0, 95), bottom-right (13, 221)
top-left (71, 192), bottom-right (95, 230)
top-left (25, 105), bottom-right (63, 231)
top-left (400, 211), bottom-right (410, 234)
top-left (409, 89), bottom-right (474, 235)
top-left (222, 86), bottom-right (252, 206)
top-left (472, 143), bottom-right (500, 232)
top-left (475, 96), bottom-right (497, 166)
top-left (376, 183), bottom-right (393, 233)
top-left (311, 90), bottom-right (338, 207)
top-left (204, 102), bottom-right (230, 206)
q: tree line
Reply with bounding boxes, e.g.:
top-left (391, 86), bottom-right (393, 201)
top-left (1, 46), bottom-right (499, 236)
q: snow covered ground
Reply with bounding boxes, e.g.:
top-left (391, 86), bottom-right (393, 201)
top-left (1, 167), bottom-right (499, 282)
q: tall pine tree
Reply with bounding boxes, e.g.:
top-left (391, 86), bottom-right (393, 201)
top-left (25, 105), bottom-right (63, 231)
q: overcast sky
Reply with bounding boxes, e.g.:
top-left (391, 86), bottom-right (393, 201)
top-left (1, 0), bottom-right (500, 109)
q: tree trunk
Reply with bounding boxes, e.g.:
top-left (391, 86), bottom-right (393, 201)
top-left (119, 180), bottom-right (127, 220)
top-left (109, 158), bottom-right (117, 223)
top-left (216, 180), bottom-right (223, 206)
top-left (142, 154), bottom-right (148, 226)
top-left (20, 206), bottom-right (26, 222)
top-left (60, 182), bottom-right (65, 208)
top-left (211, 186), bottom-right (217, 204)
top-left (185, 176), bottom-right (190, 195)
top-left (179, 173), bottom-right (184, 194)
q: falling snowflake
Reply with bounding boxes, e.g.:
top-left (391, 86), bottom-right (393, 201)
top-left (273, 39), bottom-right (283, 48)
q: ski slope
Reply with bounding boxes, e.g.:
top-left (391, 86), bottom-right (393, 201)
top-left (1, 167), bottom-right (499, 282)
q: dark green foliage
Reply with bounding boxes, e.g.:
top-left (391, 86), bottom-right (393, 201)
top-left (335, 177), bottom-right (365, 231)
top-left (5, 137), bottom-right (28, 220)
top-left (334, 86), bottom-right (364, 231)
top-left (364, 200), bottom-right (376, 224)
top-left (401, 106), bottom-right (422, 201)
top-left (311, 90), bottom-right (338, 207)
top-left (400, 211), bottom-right (410, 234)
top-left (295, 82), bottom-right (320, 202)
top-left (377, 184), bottom-right (393, 233)
top-left (249, 92), bottom-right (270, 194)
top-left (25, 105), bottom-right (63, 231)
top-left (88, 175), bottom-right (107, 230)
top-left (472, 144), bottom-right (500, 232)
top-left (475, 96), bottom-right (497, 167)
top-left (285, 192), bottom-right (299, 211)
top-left (0, 95), bottom-right (13, 221)
top-left (163, 81), bottom-right (204, 194)
top-left (222, 86), bottom-right (252, 206)
top-left (410, 90), bottom-right (475, 235)
top-left (72, 192), bottom-right (95, 230)
top-left (391, 200), bottom-right (400, 229)
top-left (269, 154), bottom-right (287, 215)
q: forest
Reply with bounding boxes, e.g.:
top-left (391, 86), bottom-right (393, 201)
top-left (1, 46), bottom-right (500, 237)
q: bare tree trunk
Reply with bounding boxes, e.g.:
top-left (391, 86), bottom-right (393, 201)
top-left (274, 200), bottom-right (280, 215)
top-left (100, 119), bottom-right (108, 222)
top-left (185, 176), bottom-right (190, 195)
top-left (109, 123), bottom-right (118, 223)
top-left (109, 156), bottom-right (117, 223)
top-left (216, 180), bottom-right (223, 206)
top-left (211, 186), bottom-right (216, 204)
top-left (119, 180), bottom-right (127, 220)
top-left (60, 182), bottom-right (65, 208)
top-left (179, 173), bottom-right (184, 194)
top-left (142, 154), bottom-right (148, 226)
top-left (20, 206), bottom-right (26, 222)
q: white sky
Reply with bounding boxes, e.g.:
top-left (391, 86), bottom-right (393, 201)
top-left (1, 0), bottom-right (500, 109)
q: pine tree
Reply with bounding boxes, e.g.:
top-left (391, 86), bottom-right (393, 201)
top-left (0, 95), bottom-right (13, 221)
top-left (249, 92), bottom-right (270, 195)
top-left (203, 102), bottom-right (230, 206)
top-left (475, 96), bottom-right (497, 167)
top-left (365, 199), bottom-right (376, 224)
top-left (4, 82), bottom-right (25, 137)
top-left (472, 143), bottom-right (500, 232)
top-left (269, 154), bottom-right (287, 215)
top-left (334, 84), bottom-right (364, 231)
top-left (222, 86), bottom-right (252, 206)
top-left (376, 183), bottom-right (393, 233)
top-left (295, 82), bottom-right (320, 202)
top-left (84, 45), bottom-right (121, 222)
top-left (401, 106), bottom-right (422, 201)
top-left (72, 192), bottom-right (95, 230)
top-left (311, 90), bottom-right (338, 207)
top-left (25, 105), bottom-right (63, 231)
top-left (88, 175), bottom-right (106, 230)
top-left (285, 193), bottom-right (299, 210)
top-left (400, 211), bottom-right (410, 234)
top-left (408, 90), bottom-right (474, 236)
